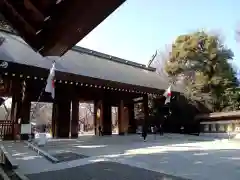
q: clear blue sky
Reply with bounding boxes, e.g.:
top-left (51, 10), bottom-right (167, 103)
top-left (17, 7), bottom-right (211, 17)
top-left (77, 0), bottom-right (240, 69)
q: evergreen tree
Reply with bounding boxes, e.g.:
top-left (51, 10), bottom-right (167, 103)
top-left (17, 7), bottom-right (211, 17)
top-left (164, 31), bottom-right (240, 112)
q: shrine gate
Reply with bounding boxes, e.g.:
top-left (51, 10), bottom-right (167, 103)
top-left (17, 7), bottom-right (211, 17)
top-left (0, 30), bottom-right (181, 140)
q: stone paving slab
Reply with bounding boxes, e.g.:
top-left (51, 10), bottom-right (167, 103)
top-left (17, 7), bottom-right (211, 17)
top-left (1, 141), bottom-right (53, 175)
top-left (51, 152), bottom-right (89, 163)
top-left (39, 135), bottom-right (199, 158)
top-left (29, 135), bottom-right (240, 180)
top-left (2, 135), bottom-right (240, 180)
top-left (26, 161), bottom-right (189, 180)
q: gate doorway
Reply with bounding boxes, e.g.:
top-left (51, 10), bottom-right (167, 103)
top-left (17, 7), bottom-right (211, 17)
top-left (0, 97), bottom-right (13, 139)
top-left (112, 107), bottom-right (118, 134)
top-left (30, 102), bottom-right (53, 137)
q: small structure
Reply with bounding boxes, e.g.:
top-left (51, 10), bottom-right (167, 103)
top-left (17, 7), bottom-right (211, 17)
top-left (0, 0), bottom-right (126, 56)
top-left (0, 30), bottom-right (181, 140)
top-left (195, 111), bottom-right (240, 138)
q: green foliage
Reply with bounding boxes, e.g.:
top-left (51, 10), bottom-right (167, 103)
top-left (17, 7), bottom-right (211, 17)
top-left (221, 88), bottom-right (240, 111)
top-left (165, 31), bottom-right (240, 112)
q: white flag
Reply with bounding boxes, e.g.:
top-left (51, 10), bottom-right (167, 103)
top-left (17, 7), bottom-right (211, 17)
top-left (163, 86), bottom-right (171, 104)
top-left (45, 62), bottom-right (55, 99)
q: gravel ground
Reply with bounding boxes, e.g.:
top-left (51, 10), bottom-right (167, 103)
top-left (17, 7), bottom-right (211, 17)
top-left (26, 162), bottom-right (189, 180)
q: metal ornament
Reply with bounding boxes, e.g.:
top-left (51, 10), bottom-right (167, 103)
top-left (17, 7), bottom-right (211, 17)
top-left (0, 61), bottom-right (8, 68)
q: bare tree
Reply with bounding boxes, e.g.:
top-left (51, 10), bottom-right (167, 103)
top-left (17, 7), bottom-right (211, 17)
top-left (151, 45), bottom-right (193, 90)
top-left (0, 97), bottom-right (10, 120)
top-left (30, 102), bottom-right (46, 119)
top-left (112, 107), bottom-right (118, 127)
top-left (78, 103), bottom-right (94, 131)
top-left (150, 45), bottom-right (171, 80)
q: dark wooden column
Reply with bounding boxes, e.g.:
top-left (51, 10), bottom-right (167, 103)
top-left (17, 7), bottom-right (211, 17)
top-left (56, 99), bottom-right (71, 138)
top-left (11, 96), bottom-right (21, 124)
top-left (93, 100), bottom-right (102, 136)
top-left (93, 100), bottom-right (98, 135)
top-left (128, 102), bottom-right (136, 134)
top-left (118, 100), bottom-right (124, 135)
top-left (102, 100), bottom-right (112, 135)
top-left (143, 95), bottom-right (149, 126)
top-left (10, 79), bottom-right (22, 140)
top-left (10, 96), bottom-right (18, 140)
top-left (54, 85), bottom-right (71, 138)
top-left (52, 102), bottom-right (57, 138)
top-left (71, 99), bottom-right (79, 138)
top-left (20, 81), bottom-right (31, 140)
top-left (21, 94), bottom-right (31, 124)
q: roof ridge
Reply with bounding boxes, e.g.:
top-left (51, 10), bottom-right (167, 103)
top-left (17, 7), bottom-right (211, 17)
top-left (0, 28), bottom-right (156, 72)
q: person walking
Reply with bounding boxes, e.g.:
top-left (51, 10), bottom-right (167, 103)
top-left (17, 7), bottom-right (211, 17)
top-left (159, 124), bottom-right (163, 136)
top-left (142, 125), bottom-right (148, 142)
top-left (98, 125), bottom-right (103, 136)
top-left (151, 126), bottom-right (154, 134)
top-left (153, 125), bottom-right (157, 140)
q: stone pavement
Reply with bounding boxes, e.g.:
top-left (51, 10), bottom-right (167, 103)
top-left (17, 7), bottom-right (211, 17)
top-left (26, 161), bottom-right (188, 180)
top-left (1, 141), bottom-right (52, 174)
top-left (2, 134), bottom-right (240, 180)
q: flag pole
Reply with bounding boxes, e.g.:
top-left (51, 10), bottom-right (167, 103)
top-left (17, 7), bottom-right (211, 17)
top-left (30, 86), bottom-right (45, 121)
top-left (30, 60), bottom-right (55, 126)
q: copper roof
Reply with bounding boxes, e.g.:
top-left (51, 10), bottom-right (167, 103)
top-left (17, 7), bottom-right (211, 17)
top-left (0, 30), bottom-right (183, 93)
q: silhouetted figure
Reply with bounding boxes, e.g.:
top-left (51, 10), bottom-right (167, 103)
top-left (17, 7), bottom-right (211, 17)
top-left (153, 125), bottom-right (157, 140)
top-left (40, 124), bottom-right (46, 133)
top-left (98, 125), bottom-right (103, 136)
top-left (159, 124), bottom-right (163, 136)
top-left (180, 126), bottom-right (184, 134)
top-left (142, 125), bottom-right (148, 141)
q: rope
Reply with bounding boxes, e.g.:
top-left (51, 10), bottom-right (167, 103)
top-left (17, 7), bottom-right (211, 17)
top-left (30, 58), bottom-right (56, 123)
top-left (30, 86), bottom-right (46, 122)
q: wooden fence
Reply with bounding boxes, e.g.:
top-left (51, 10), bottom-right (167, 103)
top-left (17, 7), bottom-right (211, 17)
top-left (0, 120), bottom-right (13, 140)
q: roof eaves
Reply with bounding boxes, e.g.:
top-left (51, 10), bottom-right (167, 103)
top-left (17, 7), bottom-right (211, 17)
top-left (0, 28), bottom-right (157, 72)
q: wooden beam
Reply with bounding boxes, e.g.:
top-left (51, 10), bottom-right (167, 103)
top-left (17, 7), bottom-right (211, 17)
top-left (23, 0), bottom-right (45, 22)
top-left (0, 0), bottom-right (42, 50)
top-left (2, 0), bottom-right (38, 32)
top-left (30, 0), bottom-right (56, 15)
top-left (39, 0), bottom-right (125, 56)
top-left (38, 0), bottom-right (87, 56)
top-left (6, 0), bottom-right (45, 30)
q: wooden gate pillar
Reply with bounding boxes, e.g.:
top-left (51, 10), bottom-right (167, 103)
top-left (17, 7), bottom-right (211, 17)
top-left (21, 94), bottom-right (31, 124)
top-left (94, 99), bottom-right (112, 136)
top-left (10, 96), bottom-right (19, 140)
top-left (143, 95), bottom-right (149, 126)
top-left (93, 100), bottom-right (99, 135)
top-left (53, 85), bottom-right (71, 138)
top-left (94, 100), bottom-right (102, 136)
top-left (71, 99), bottom-right (79, 138)
top-left (20, 81), bottom-right (31, 140)
top-left (128, 102), bottom-right (136, 133)
top-left (118, 100), bottom-right (125, 135)
top-left (56, 99), bottom-right (71, 138)
top-left (52, 102), bottom-right (57, 138)
top-left (118, 100), bottom-right (130, 135)
top-left (10, 79), bottom-right (22, 140)
top-left (102, 100), bottom-right (112, 135)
